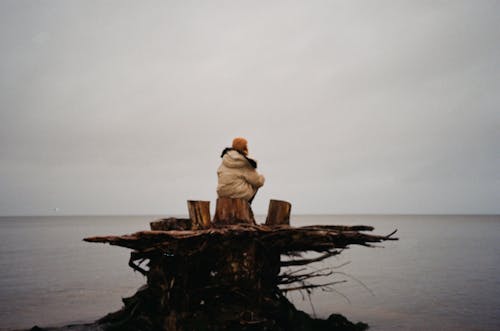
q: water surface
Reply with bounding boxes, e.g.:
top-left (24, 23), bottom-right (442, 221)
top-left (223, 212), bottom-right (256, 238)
top-left (0, 215), bottom-right (498, 330)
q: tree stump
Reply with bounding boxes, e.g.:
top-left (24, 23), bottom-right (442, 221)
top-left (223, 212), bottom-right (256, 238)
top-left (266, 199), bottom-right (292, 226)
top-left (187, 200), bottom-right (211, 230)
top-left (84, 222), bottom-right (398, 331)
top-left (213, 198), bottom-right (255, 226)
top-left (79, 200), bottom-right (398, 331)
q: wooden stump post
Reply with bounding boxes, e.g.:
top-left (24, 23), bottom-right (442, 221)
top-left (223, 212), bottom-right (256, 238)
top-left (213, 197), bottom-right (255, 226)
top-left (187, 200), bottom-right (211, 230)
top-left (265, 199), bottom-right (291, 226)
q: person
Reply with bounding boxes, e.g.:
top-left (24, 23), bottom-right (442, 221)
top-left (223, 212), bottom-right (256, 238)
top-left (216, 137), bottom-right (265, 204)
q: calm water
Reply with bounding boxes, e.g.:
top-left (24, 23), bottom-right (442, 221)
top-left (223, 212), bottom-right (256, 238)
top-left (0, 215), bottom-right (499, 331)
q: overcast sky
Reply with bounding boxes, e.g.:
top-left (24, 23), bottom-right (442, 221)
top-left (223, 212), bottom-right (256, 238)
top-left (0, 0), bottom-right (499, 216)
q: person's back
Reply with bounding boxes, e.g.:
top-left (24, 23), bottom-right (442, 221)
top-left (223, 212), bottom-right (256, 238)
top-left (217, 137), bottom-right (265, 203)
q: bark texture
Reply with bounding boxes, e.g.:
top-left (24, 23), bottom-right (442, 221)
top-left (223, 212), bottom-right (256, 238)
top-left (265, 199), bottom-right (291, 226)
top-left (213, 198), bottom-right (255, 226)
top-left (187, 200), bottom-right (211, 229)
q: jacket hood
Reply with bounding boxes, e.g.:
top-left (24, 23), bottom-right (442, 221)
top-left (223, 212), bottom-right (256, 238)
top-left (220, 148), bottom-right (257, 169)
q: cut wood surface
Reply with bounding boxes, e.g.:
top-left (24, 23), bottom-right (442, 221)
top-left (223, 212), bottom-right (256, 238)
top-left (265, 199), bottom-right (291, 226)
top-left (212, 197), bottom-right (255, 225)
top-left (187, 200), bottom-right (211, 229)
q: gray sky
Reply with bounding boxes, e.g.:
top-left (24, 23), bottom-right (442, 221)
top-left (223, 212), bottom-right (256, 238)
top-left (1, 0), bottom-right (499, 216)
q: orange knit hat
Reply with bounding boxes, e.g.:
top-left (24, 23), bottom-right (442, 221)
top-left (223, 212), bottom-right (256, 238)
top-left (232, 137), bottom-right (248, 155)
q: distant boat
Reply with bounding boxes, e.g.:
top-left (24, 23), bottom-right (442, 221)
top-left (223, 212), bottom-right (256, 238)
top-left (53, 207), bottom-right (60, 212)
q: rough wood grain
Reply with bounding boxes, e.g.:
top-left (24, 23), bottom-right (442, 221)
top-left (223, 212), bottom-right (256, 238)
top-left (265, 199), bottom-right (291, 226)
top-left (150, 217), bottom-right (191, 231)
top-left (187, 200), bottom-right (211, 229)
top-left (212, 197), bottom-right (255, 225)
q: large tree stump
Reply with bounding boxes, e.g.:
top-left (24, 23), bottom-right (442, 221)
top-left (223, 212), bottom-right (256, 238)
top-left (266, 199), bottom-right (292, 226)
top-left (76, 200), bottom-right (398, 331)
top-left (84, 223), bottom-right (397, 331)
top-left (213, 198), bottom-right (255, 226)
top-left (187, 200), bottom-right (211, 230)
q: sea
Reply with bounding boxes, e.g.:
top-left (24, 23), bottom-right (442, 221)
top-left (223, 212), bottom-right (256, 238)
top-left (0, 215), bottom-right (499, 331)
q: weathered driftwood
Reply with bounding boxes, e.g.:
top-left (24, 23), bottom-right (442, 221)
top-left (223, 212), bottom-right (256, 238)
top-left (266, 199), bottom-right (291, 226)
top-left (187, 200), bottom-right (211, 229)
top-left (82, 199), bottom-right (397, 331)
top-left (85, 225), bottom-right (396, 253)
top-left (150, 217), bottom-right (191, 231)
top-left (213, 197), bottom-right (255, 225)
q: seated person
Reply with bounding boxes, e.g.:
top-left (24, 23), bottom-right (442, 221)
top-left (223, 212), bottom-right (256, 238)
top-left (217, 137), bottom-right (265, 204)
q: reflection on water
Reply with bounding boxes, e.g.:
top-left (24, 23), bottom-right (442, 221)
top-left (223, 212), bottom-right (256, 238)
top-left (0, 215), bottom-right (499, 331)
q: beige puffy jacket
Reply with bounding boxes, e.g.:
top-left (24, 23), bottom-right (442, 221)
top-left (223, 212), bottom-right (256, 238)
top-left (217, 150), bottom-right (265, 201)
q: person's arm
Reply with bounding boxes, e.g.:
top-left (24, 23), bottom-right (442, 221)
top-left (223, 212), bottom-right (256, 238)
top-left (244, 169), bottom-right (265, 188)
